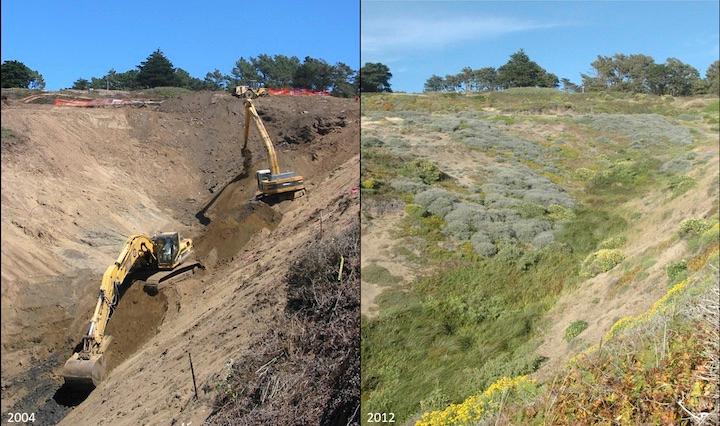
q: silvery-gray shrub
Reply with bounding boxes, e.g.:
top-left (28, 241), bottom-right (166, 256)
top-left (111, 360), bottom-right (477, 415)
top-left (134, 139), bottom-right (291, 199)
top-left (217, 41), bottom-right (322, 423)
top-left (414, 188), bottom-right (458, 218)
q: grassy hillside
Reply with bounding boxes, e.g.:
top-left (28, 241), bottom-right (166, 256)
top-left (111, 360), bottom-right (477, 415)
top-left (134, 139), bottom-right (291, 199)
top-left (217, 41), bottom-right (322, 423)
top-left (417, 220), bottom-right (718, 425)
top-left (360, 89), bottom-right (719, 424)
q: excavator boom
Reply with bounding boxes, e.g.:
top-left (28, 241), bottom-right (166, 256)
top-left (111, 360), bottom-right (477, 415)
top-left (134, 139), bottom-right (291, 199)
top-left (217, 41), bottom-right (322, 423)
top-left (244, 100), bottom-right (280, 175)
top-left (62, 235), bottom-right (154, 388)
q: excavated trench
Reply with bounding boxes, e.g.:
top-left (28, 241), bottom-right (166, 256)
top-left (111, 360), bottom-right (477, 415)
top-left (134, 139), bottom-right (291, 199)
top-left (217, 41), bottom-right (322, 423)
top-left (1, 91), bottom-right (358, 423)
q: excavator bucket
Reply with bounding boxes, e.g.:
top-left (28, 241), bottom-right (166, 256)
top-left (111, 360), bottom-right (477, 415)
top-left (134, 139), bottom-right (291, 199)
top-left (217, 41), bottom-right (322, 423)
top-left (62, 354), bottom-right (107, 389)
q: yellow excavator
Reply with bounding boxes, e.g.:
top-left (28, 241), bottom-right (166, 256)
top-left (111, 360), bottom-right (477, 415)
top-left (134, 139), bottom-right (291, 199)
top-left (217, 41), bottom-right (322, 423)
top-left (234, 85), bottom-right (268, 99)
top-left (242, 98), bottom-right (306, 199)
top-left (62, 232), bottom-right (202, 389)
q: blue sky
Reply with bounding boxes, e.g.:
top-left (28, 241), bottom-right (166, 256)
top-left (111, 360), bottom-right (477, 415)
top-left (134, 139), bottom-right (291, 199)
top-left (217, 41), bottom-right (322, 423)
top-left (362, 1), bottom-right (720, 92)
top-left (1, 0), bottom-right (360, 90)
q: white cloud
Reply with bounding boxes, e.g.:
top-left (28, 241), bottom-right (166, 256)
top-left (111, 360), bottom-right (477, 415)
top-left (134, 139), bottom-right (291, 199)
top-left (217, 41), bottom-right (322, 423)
top-left (362, 15), bottom-right (563, 56)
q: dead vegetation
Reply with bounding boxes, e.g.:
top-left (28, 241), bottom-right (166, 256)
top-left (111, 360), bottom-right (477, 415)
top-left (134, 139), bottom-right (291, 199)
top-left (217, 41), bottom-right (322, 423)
top-left (209, 222), bottom-right (360, 425)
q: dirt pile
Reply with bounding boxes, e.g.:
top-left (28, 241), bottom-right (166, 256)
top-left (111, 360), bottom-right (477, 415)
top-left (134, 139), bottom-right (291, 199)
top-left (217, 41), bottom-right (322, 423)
top-left (104, 283), bottom-right (168, 372)
top-left (195, 201), bottom-right (282, 266)
top-left (1, 91), bottom-right (359, 424)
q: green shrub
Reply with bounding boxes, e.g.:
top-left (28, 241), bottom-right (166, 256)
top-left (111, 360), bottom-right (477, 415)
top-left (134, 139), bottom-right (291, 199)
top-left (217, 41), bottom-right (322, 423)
top-left (547, 204), bottom-right (575, 222)
top-left (660, 157), bottom-right (693, 174)
top-left (362, 178), bottom-right (381, 189)
top-left (489, 166), bottom-right (575, 208)
top-left (390, 178), bottom-right (427, 194)
top-left (666, 260), bottom-right (688, 284)
top-left (512, 218), bottom-right (552, 244)
top-left (405, 159), bottom-right (442, 184)
top-left (444, 203), bottom-right (485, 240)
top-left (590, 159), bottom-right (645, 189)
top-left (414, 188), bottom-right (457, 218)
top-left (598, 235), bottom-right (626, 249)
top-left (405, 203), bottom-right (425, 218)
top-left (451, 117), bottom-right (543, 161)
top-left (516, 202), bottom-right (547, 219)
top-left (575, 113), bottom-right (692, 147)
top-left (581, 249), bottom-right (624, 277)
top-left (362, 264), bottom-right (401, 285)
top-left (699, 223), bottom-right (719, 248)
top-left (564, 320), bottom-right (589, 341)
top-left (470, 232), bottom-right (497, 257)
top-left (679, 218), bottom-right (711, 237)
top-left (574, 168), bottom-right (596, 181)
top-left (666, 175), bottom-right (696, 198)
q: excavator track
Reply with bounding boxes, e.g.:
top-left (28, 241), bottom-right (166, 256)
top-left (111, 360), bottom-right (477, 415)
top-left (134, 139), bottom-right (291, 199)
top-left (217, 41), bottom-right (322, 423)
top-left (143, 260), bottom-right (204, 295)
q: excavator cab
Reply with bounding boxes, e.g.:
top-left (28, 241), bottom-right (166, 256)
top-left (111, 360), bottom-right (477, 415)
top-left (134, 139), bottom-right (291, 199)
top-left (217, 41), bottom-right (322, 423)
top-left (153, 232), bottom-right (180, 268)
top-left (143, 232), bottom-right (200, 295)
top-left (256, 169), bottom-right (306, 197)
top-left (256, 169), bottom-right (272, 187)
top-left (234, 83), bottom-right (268, 99)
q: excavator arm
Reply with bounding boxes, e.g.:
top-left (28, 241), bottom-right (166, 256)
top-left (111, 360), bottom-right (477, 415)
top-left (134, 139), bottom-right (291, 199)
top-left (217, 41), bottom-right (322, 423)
top-left (88, 235), bottom-right (155, 343)
top-left (63, 234), bottom-right (155, 388)
top-left (243, 99), bottom-right (281, 174)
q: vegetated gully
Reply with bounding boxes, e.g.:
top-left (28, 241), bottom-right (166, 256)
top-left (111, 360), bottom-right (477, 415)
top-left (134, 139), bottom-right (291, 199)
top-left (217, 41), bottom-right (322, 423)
top-left (0, 93), bottom-right (357, 423)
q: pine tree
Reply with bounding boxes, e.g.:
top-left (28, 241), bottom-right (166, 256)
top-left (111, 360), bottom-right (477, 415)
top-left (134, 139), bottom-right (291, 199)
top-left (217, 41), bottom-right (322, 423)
top-left (136, 49), bottom-right (179, 88)
top-left (1, 60), bottom-right (35, 88)
top-left (497, 49), bottom-right (557, 88)
top-left (360, 63), bottom-right (392, 92)
top-left (72, 78), bottom-right (90, 90)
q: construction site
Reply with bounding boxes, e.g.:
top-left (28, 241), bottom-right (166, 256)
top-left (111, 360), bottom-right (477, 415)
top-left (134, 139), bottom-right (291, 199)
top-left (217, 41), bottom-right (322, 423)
top-left (0, 88), bottom-right (360, 425)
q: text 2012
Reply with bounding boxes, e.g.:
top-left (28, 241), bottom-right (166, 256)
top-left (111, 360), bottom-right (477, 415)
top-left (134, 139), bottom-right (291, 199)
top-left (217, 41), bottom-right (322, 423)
top-left (367, 412), bottom-right (395, 423)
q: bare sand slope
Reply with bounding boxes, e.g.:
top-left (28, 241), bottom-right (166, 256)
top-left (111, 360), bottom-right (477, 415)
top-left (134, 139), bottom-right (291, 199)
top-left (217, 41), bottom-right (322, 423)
top-left (0, 92), bottom-right (359, 424)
